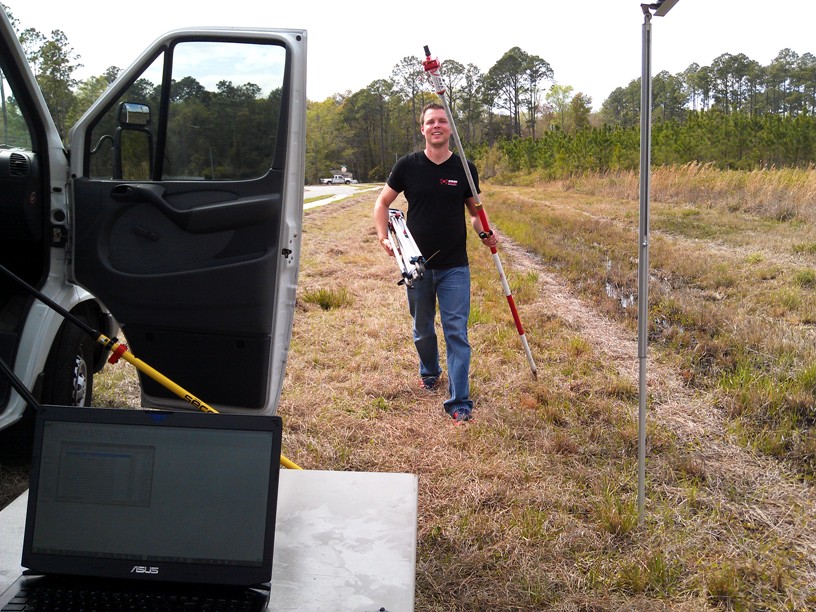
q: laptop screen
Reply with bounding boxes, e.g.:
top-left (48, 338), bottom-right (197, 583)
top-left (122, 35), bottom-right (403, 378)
top-left (22, 406), bottom-right (282, 586)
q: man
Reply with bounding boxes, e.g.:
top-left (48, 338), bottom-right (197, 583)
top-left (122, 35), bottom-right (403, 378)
top-left (373, 102), bottom-right (498, 423)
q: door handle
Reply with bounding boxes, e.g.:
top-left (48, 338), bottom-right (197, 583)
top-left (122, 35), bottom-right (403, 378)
top-left (110, 183), bottom-right (277, 233)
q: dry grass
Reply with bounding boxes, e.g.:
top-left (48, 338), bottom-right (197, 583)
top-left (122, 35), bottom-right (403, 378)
top-left (0, 459), bottom-right (28, 509)
top-left (568, 162), bottom-right (816, 224)
top-left (82, 183), bottom-right (816, 610)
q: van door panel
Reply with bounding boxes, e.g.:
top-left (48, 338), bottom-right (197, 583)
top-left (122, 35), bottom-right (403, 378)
top-left (69, 31), bottom-right (306, 413)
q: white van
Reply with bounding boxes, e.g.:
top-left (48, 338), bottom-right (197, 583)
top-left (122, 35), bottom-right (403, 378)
top-left (0, 9), bottom-right (306, 451)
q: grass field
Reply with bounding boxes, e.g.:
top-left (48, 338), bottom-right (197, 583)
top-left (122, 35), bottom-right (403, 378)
top-left (47, 170), bottom-right (816, 609)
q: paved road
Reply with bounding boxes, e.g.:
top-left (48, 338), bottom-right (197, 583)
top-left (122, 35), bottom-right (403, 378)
top-left (303, 184), bottom-right (381, 209)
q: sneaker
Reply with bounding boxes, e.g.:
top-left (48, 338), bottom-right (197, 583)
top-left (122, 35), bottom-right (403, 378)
top-left (449, 407), bottom-right (472, 423)
top-left (420, 376), bottom-right (440, 391)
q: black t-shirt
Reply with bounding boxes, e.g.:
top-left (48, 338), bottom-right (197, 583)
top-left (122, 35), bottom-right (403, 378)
top-left (386, 151), bottom-right (480, 269)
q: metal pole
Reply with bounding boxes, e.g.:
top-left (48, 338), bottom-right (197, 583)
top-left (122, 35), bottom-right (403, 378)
top-left (638, 6), bottom-right (653, 524)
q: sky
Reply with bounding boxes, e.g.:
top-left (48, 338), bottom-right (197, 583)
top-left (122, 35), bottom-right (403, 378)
top-left (5, 1), bottom-right (816, 111)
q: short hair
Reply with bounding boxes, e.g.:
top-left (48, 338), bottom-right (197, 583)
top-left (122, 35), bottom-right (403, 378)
top-left (420, 102), bottom-right (445, 124)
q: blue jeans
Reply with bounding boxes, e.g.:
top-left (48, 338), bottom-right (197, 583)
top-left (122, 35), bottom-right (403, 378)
top-left (406, 266), bottom-right (473, 414)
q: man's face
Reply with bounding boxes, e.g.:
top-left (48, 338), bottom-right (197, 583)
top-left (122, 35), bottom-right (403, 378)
top-left (421, 108), bottom-right (450, 146)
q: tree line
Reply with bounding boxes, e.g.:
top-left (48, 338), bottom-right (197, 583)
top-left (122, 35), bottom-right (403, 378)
top-left (6, 4), bottom-right (816, 184)
top-left (494, 111), bottom-right (816, 180)
top-left (602, 49), bottom-right (816, 126)
top-left (312, 46), bottom-right (816, 181)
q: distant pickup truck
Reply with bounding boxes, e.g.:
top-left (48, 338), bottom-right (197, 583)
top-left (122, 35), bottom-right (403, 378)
top-left (320, 174), bottom-right (357, 185)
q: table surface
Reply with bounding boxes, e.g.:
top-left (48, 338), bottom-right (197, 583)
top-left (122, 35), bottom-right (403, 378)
top-left (0, 469), bottom-right (418, 611)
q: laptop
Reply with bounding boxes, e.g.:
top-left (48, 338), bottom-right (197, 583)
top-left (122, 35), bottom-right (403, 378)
top-left (0, 404), bottom-right (283, 611)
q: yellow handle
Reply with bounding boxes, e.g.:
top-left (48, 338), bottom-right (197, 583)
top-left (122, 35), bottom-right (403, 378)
top-left (100, 335), bottom-right (303, 470)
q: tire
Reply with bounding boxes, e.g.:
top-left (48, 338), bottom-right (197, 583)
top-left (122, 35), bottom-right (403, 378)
top-left (345, 180), bottom-right (351, 184)
top-left (0, 320), bottom-right (95, 461)
top-left (0, 407), bottom-right (35, 463)
top-left (41, 320), bottom-right (95, 406)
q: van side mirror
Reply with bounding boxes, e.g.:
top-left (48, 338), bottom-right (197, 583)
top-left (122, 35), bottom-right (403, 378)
top-left (118, 102), bottom-right (151, 128)
top-left (113, 102), bottom-right (153, 179)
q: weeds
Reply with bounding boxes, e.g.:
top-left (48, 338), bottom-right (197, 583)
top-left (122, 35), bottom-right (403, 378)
top-left (706, 562), bottom-right (743, 608)
top-left (793, 269), bottom-right (816, 288)
top-left (300, 286), bottom-right (353, 310)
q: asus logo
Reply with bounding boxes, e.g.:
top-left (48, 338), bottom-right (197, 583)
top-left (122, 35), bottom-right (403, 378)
top-left (130, 565), bottom-right (159, 574)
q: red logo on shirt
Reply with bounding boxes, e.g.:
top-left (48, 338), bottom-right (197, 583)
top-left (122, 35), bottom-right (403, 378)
top-left (440, 179), bottom-right (458, 186)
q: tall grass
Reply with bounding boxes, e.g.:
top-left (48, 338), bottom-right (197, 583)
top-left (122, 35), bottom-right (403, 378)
top-left (564, 162), bottom-right (816, 223)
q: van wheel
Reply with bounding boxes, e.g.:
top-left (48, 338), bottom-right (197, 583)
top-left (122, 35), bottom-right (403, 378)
top-left (0, 407), bottom-right (35, 463)
top-left (41, 320), bottom-right (95, 406)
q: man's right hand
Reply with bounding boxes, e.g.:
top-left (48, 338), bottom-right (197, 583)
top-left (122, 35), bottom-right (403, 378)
top-left (380, 237), bottom-right (395, 257)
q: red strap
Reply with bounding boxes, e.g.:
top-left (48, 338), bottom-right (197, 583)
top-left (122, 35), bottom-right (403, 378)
top-left (108, 343), bottom-right (128, 364)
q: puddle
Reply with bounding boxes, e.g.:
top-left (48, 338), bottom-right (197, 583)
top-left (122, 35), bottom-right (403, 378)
top-left (606, 282), bottom-right (636, 309)
top-left (605, 257), bottom-right (635, 309)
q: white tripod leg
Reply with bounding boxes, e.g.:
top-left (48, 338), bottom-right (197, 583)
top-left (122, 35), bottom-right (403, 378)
top-left (387, 209), bottom-right (425, 287)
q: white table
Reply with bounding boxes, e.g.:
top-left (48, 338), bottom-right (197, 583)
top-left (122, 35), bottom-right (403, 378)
top-left (0, 469), bottom-right (418, 611)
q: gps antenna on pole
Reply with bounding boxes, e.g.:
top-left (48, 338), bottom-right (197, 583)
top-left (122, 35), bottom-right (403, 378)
top-left (422, 46), bottom-right (537, 379)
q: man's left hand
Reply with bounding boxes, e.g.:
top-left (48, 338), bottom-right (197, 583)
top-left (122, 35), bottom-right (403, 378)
top-left (479, 230), bottom-right (498, 249)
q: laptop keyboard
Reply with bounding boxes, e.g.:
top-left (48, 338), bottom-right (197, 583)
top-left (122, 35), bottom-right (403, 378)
top-left (2, 581), bottom-right (263, 611)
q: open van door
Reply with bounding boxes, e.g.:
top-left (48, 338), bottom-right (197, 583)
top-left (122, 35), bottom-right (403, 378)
top-left (68, 29), bottom-right (307, 414)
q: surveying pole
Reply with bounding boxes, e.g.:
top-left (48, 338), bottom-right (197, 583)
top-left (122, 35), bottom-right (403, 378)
top-left (421, 46), bottom-right (538, 380)
top-left (638, 0), bottom-right (680, 523)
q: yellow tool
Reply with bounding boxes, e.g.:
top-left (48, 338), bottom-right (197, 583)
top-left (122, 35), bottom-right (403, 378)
top-left (0, 264), bottom-right (302, 470)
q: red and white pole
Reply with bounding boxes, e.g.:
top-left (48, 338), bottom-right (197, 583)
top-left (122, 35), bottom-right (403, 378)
top-left (422, 46), bottom-right (537, 379)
